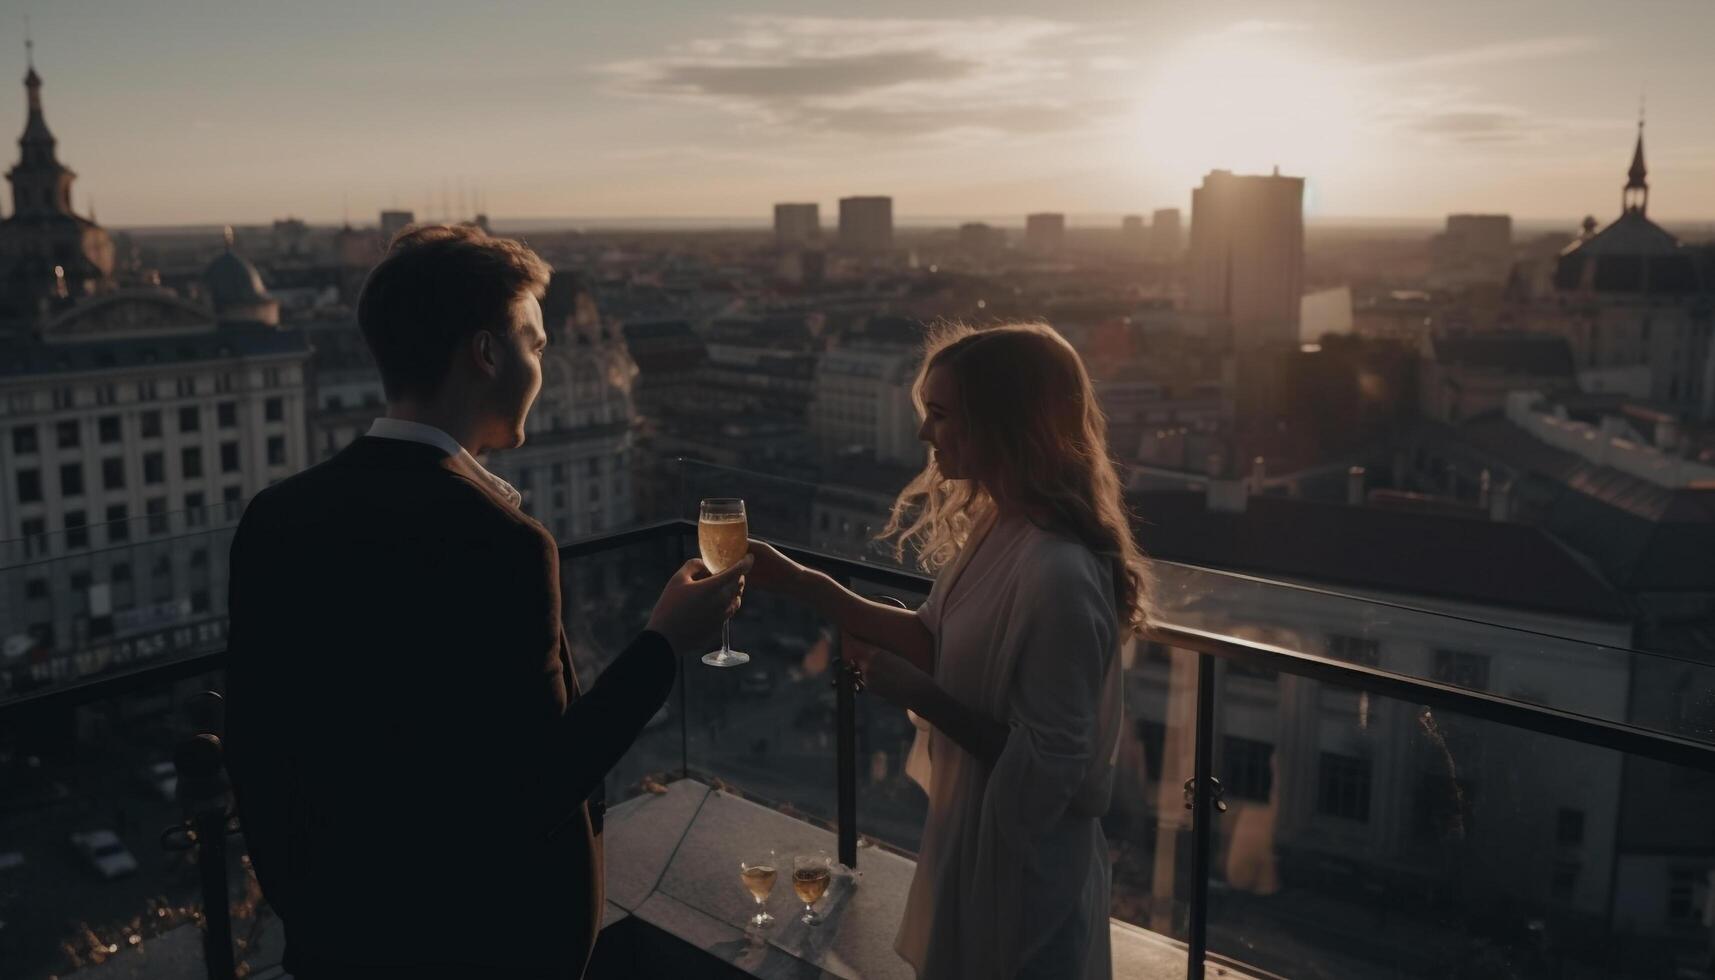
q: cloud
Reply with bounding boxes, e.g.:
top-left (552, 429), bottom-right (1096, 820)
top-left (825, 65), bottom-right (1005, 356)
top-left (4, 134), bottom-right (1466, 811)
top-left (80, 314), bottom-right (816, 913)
top-left (1367, 35), bottom-right (1599, 74)
top-left (1410, 108), bottom-right (1543, 144)
top-left (602, 16), bottom-right (1119, 139)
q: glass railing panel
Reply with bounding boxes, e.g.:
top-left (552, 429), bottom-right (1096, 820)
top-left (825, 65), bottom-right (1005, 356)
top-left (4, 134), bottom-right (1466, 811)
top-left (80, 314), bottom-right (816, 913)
top-left (1195, 659), bottom-right (1715, 980)
top-left (557, 530), bottom-right (690, 808)
top-left (1, 505), bottom-right (239, 709)
top-left (0, 667), bottom-right (280, 980)
top-left (1149, 561), bottom-right (1715, 744)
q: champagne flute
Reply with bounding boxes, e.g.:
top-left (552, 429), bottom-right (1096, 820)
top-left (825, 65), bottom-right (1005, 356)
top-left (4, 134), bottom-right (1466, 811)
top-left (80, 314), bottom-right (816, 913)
top-left (739, 850), bottom-right (777, 928)
top-left (792, 852), bottom-right (832, 926)
top-left (698, 498), bottom-right (750, 668)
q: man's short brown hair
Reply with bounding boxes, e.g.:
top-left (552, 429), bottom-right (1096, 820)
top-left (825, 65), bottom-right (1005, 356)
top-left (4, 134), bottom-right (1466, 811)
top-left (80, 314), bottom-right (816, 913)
top-left (357, 224), bottom-right (552, 401)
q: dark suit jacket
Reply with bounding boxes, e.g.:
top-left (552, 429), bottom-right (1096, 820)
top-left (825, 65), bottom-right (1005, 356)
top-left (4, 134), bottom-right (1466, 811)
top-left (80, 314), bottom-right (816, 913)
top-left (224, 435), bottom-right (676, 978)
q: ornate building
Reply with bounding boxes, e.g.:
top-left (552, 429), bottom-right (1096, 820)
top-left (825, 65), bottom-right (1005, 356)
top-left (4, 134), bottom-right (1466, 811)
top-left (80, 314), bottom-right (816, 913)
top-left (1529, 123), bottom-right (1715, 416)
top-left (0, 48), bottom-right (114, 333)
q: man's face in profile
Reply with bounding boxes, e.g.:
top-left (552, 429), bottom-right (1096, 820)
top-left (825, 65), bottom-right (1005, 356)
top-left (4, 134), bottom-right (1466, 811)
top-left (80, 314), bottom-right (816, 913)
top-left (487, 294), bottom-right (546, 451)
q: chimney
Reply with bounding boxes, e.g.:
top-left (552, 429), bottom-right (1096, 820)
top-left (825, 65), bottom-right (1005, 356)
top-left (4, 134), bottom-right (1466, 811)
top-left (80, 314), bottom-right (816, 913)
top-left (1203, 452), bottom-right (1247, 513)
top-left (1489, 480), bottom-right (1513, 522)
top-left (1346, 465), bottom-right (1366, 506)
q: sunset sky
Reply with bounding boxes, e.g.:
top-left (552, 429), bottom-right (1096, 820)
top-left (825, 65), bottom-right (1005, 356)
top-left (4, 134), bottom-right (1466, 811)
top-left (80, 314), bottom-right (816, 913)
top-left (4, 0), bottom-right (1713, 227)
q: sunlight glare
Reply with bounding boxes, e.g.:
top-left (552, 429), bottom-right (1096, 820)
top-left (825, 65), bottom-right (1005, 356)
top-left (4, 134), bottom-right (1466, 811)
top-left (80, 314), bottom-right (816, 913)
top-left (1135, 31), bottom-right (1361, 195)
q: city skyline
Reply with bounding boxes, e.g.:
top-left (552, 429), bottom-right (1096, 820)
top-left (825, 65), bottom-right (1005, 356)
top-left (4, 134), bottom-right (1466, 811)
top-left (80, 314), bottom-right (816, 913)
top-left (3, 0), bottom-right (1715, 227)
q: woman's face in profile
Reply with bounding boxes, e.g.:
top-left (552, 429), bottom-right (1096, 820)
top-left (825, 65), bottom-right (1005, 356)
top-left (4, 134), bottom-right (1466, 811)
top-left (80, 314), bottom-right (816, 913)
top-left (918, 365), bottom-right (969, 480)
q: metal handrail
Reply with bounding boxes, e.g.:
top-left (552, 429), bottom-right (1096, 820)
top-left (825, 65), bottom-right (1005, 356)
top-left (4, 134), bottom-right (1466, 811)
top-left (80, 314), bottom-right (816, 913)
top-left (9, 519), bottom-right (1715, 980)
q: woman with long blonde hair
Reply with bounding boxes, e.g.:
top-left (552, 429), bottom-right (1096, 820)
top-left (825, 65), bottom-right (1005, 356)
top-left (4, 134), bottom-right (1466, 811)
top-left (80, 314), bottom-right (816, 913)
top-left (748, 322), bottom-right (1148, 979)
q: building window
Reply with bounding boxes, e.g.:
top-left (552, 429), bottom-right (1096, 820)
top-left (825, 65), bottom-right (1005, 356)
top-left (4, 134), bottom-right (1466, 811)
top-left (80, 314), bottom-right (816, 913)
top-left (178, 406), bottom-right (201, 433)
top-left (267, 436), bottom-right (286, 466)
top-left (57, 419), bottom-right (80, 449)
top-left (102, 457), bottom-right (125, 491)
top-left (60, 463), bottom-right (84, 497)
top-left (1228, 660), bottom-right (1278, 682)
top-left (16, 469), bottom-right (41, 503)
top-left (191, 547), bottom-right (208, 568)
top-left (185, 492), bottom-right (206, 526)
top-left (220, 442), bottom-right (240, 473)
top-left (1557, 865), bottom-right (1577, 906)
top-left (1222, 736), bottom-right (1274, 802)
top-left (65, 510), bottom-right (88, 550)
top-left (53, 387), bottom-right (75, 410)
top-left (1557, 807), bottom-right (1585, 846)
top-left (177, 377), bottom-right (197, 397)
top-left (144, 452), bottom-right (165, 485)
top-left (12, 425), bottom-right (38, 454)
top-left (265, 397), bottom-right (284, 422)
top-left (146, 498), bottom-right (168, 535)
top-left (586, 458), bottom-right (600, 477)
top-left (98, 415), bottom-right (121, 443)
top-left (552, 489), bottom-right (565, 510)
top-left (181, 447), bottom-right (203, 479)
top-left (141, 409), bottom-right (162, 438)
top-left (1328, 634), bottom-right (1380, 666)
top-left (138, 379), bottom-right (158, 401)
top-left (223, 485), bottom-right (243, 516)
top-left (25, 578), bottom-right (48, 600)
top-left (1433, 650), bottom-right (1490, 691)
top-left (218, 401), bottom-right (237, 428)
top-left (1668, 868), bottom-right (1705, 924)
top-left (1317, 752), bottom-right (1371, 822)
top-left (106, 503), bottom-right (130, 541)
top-left (70, 571), bottom-right (91, 593)
top-left (1135, 719), bottom-right (1166, 779)
top-left (192, 590), bottom-right (211, 614)
top-left (22, 517), bottom-right (46, 557)
top-left (112, 562), bottom-right (131, 583)
top-left (95, 384), bottom-right (117, 406)
top-left (550, 462), bottom-right (566, 482)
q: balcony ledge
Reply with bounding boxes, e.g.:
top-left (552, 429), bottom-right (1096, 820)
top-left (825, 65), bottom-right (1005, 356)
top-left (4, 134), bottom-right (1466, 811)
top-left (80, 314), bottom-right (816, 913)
top-left (594, 777), bottom-right (1253, 980)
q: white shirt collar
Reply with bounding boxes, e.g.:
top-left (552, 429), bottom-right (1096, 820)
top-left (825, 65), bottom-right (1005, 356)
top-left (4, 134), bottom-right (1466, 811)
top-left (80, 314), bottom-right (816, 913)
top-left (366, 417), bottom-right (523, 509)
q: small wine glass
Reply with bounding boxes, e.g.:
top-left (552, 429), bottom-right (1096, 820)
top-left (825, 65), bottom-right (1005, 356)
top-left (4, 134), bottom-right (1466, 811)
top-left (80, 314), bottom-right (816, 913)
top-left (792, 852), bottom-right (832, 926)
top-left (739, 850), bottom-right (777, 928)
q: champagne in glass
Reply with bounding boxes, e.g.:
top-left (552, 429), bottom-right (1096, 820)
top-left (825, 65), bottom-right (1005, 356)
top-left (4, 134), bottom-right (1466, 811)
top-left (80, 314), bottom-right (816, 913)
top-left (739, 851), bottom-right (777, 928)
top-left (792, 852), bottom-right (832, 926)
top-left (698, 498), bottom-right (750, 668)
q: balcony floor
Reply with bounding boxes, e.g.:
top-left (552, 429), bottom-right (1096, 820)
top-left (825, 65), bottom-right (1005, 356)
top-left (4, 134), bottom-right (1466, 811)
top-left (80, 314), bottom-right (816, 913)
top-left (597, 778), bottom-right (1254, 979)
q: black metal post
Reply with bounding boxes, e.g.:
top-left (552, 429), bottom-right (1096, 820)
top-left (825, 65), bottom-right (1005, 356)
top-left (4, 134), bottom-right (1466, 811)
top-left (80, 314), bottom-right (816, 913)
top-left (175, 732), bottom-right (235, 980)
top-left (1187, 653), bottom-right (1216, 980)
top-left (835, 648), bottom-right (858, 869)
top-left (674, 529), bottom-right (690, 781)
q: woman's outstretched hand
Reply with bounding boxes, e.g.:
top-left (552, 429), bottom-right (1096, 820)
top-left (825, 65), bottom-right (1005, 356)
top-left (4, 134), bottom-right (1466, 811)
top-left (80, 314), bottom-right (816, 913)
top-left (745, 539), bottom-right (804, 594)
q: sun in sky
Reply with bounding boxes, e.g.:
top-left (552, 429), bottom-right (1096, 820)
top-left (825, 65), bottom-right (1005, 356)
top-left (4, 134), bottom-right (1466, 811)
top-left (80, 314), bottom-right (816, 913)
top-left (1133, 27), bottom-right (1369, 209)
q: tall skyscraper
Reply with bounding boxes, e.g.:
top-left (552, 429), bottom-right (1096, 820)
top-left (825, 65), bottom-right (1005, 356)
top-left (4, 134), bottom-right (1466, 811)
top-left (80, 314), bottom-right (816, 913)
top-left (959, 222), bottom-right (1003, 256)
top-left (1186, 170), bottom-right (1303, 347)
top-left (1120, 214), bottom-right (1147, 251)
top-left (773, 203), bottom-right (820, 247)
top-left (1025, 213), bottom-right (1065, 254)
top-left (379, 210), bottom-right (415, 245)
top-left (838, 196), bottom-right (893, 253)
top-left (1150, 208), bottom-right (1183, 258)
top-left (1429, 214), bottom-right (1513, 288)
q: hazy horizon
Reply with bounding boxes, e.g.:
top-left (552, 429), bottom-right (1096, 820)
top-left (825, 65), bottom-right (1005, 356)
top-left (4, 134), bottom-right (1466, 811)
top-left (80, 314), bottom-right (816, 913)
top-left (5, 0), bottom-right (1714, 227)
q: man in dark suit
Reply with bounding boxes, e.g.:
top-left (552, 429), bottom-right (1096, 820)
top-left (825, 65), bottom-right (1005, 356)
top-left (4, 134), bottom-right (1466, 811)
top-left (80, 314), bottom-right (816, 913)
top-left (224, 225), bottom-right (748, 978)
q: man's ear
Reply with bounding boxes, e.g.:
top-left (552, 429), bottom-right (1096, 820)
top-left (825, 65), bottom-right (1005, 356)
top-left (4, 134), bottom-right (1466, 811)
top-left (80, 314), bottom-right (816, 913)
top-left (473, 330), bottom-right (500, 379)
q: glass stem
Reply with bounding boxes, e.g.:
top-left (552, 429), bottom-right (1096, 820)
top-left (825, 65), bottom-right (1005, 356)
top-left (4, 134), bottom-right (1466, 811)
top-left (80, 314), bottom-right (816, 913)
top-left (722, 618), bottom-right (732, 654)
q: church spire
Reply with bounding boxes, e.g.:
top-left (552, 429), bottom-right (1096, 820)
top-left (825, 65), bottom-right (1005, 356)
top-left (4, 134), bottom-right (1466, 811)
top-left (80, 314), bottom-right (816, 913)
top-left (1623, 106), bottom-right (1648, 215)
top-left (9, 33), bottom-right (77, 218)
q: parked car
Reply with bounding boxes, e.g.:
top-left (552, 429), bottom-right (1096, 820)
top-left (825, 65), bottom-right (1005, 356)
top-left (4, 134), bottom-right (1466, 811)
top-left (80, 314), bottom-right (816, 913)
top-left (140, 760), bottom-right (177, 802)
top-left (69, 830), bottom-right (138, 880)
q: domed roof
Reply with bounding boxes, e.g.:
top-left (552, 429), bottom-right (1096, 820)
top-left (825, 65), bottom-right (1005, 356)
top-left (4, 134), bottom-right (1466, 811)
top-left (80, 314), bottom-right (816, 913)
top-left (203, 229), bottom-right (272, 310)
top-left (1554, 212), bottom-right (1700, 295)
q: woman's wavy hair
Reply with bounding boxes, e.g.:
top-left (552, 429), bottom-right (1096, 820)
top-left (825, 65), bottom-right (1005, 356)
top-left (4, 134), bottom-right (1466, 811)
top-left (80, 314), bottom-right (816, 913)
top-left (879, 321), bottom-right (1150, 634)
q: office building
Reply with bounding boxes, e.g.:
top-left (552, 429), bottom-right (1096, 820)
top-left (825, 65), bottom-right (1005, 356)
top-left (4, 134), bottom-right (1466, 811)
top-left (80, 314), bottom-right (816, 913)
top-left (1025, 213), bottom-right (1066, 255)
top-left (773, 203), bottom-right (820, 247)
top-left (838, 196), bottom-right (893, 253)
top-left (1187, 170), bottom-right (1304, 347)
